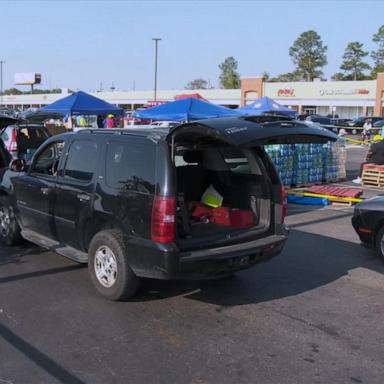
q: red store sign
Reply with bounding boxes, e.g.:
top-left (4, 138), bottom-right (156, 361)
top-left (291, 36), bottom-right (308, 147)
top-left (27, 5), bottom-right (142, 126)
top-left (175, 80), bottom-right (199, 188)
top-left (277, 88), bottom-right (295, 97)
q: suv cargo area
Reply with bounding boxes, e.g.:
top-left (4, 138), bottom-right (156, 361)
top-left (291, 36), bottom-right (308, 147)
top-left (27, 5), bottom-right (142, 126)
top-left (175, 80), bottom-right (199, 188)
top-left (173, 140), bottom-right (272, 250)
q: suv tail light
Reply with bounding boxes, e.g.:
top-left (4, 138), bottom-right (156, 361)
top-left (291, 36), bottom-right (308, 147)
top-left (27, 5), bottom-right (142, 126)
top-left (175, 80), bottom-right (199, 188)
top-left (280, 186), bottom-right (287, 224)
top-left (151, 196), bottom-right (176, 243)
top-left (9, 129), bottom-right (17, 152)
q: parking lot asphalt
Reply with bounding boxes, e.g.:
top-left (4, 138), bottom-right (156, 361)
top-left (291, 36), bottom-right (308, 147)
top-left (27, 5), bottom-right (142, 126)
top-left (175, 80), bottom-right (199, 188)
top-left (1, 146), bottom-right (384, 384)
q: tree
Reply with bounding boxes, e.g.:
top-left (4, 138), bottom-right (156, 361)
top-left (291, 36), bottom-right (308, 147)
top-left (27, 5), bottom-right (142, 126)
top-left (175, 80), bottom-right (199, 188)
top-left (3, 87), bottom-right (62, 95)
top-left (185, 78), bottom-right (209, 90)
top-left (339, 42), bottom-right (370, 80)
top-left (261, 71), bottom-right (270, 81)
top-left (289, 30), bottom-right (327, 81)
top-left (218, 56), bottom-right (240, 89)
top-left (269, 70), bottom-right (303, 82)
top-left (32, 88), bottom-right (62, 94)
top-left (331, 72), bottom-right (346, 81)
top-left (3, 88), bottom-right (22, 95)
top-left (371, 25), bottom-right (384, 76)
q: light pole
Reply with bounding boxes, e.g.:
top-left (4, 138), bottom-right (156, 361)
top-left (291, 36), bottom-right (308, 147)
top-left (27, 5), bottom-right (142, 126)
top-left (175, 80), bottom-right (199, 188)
top-left (0, 61), bottom-right (4, 108)
top-left (152, 38), bottom-right (161, 102)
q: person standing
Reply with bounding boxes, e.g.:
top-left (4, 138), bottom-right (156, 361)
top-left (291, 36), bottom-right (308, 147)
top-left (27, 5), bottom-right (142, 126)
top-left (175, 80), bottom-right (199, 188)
top-left (105, 114), bottom-right (115, 128)
top-left (79, 115), bottom-right (87, 127)
top-left (353, 138), bottom-right (384, 184)
top-left (97, 115), bottom-right (104, 128)
top-left (361, 118), bottom-right (372, 144)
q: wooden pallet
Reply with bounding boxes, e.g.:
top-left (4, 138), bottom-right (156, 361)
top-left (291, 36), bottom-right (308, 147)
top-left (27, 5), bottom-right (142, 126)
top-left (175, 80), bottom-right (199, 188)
top-left (330, 200), bottom-right (354, 207)
top-left (362, 171), bottom-right (384, 187)
top-left (305, 185), bottom-right (363, 198)
top-left (362, 164), bottom-right (384, 188)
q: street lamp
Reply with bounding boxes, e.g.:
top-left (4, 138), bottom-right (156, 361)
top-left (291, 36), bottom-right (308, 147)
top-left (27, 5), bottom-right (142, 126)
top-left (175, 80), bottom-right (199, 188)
top-left (0, 61), bottom-right (4, 108)
top-left (152, 38), bottom-right (161, 102)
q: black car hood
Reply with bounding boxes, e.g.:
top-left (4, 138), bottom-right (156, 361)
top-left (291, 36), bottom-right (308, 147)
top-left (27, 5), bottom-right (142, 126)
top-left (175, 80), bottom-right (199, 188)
top-left (355, 195), bottom-right (384, 211)
top-left (0, 115), bottom-right (19, 129)
top-left (169, 116), bottom-right (338, 146)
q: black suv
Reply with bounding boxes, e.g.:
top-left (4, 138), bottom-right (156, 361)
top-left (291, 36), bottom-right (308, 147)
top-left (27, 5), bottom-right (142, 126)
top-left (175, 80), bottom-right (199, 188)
top-left (0, 117), bottom-right (336, 300)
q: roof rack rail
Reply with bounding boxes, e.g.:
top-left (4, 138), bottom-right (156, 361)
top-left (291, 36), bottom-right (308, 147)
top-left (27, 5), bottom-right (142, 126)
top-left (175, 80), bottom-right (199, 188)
top-left (77, 128), bottom-right (122, 134)
top-left (76, 128), bottom-right (164, 140)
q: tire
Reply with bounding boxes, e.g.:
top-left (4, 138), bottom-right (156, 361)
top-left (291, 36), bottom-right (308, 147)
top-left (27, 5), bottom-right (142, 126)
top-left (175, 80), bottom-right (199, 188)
top-left (0, 196), bottom-right (22, 246)
top-left (88, 229), bottom-right (140, 300)
top-left (375, 226), bottom-right (384, 260)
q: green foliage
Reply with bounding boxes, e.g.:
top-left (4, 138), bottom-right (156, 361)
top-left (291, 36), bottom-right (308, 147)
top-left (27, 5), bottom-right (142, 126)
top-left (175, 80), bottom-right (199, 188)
top-left (3, 88), bottom-right (22, 95)
top-left (269, 70), bottom-right (303, 82)
top-left (339, 42), bottom-right (370, 80)
top-left (218, 57), bottom-right (240, 89)
top-left (289, 30), bottom-right (327, 81)
top-left (32, 88), bottom-right (62, 94)
top-left (185, 78), bottom-right (210, 90)
top-left (3, 88), bottom-right (62, 95)
top-left (371, 25), bottom-right (384, 76)
top-left (331, 72), bottom-right (346, 81)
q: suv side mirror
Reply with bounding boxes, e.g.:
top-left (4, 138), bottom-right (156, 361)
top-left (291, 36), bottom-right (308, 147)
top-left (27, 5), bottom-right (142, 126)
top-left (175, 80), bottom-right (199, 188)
top-left (9, 158), bottom-right (26, 172)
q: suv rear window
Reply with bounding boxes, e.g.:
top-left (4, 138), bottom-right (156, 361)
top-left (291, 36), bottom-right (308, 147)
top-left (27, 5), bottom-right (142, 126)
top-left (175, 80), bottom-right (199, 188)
top-left (219, 148), bottom-right (252, 174)
top-left (105, 141), bottom-right (155, 194)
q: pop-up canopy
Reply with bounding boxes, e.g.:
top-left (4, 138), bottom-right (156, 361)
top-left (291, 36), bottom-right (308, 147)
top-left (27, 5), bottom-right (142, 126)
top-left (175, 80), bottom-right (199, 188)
top-left (40, 91), bottom-right (123, 116)
top-left (237, 97), bottom-right (296, 117)
top-left (133, 97), bottom-right (241, 121)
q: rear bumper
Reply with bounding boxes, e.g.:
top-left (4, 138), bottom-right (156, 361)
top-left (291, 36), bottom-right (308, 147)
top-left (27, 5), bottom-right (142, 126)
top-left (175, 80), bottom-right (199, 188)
top-left (129, 226), bottom-right (289, 280)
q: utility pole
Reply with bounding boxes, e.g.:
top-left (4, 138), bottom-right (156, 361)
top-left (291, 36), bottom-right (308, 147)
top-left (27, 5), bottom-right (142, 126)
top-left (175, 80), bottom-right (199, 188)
top-left (152, 38), bottom-right (161, 102)
top-left (0, 61), bottom-right (4, 107)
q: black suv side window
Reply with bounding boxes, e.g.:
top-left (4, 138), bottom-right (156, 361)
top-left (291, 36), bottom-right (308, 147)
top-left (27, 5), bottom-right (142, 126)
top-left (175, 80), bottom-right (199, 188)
top-left (105, 141), bottom-right (155, 194)
top-left (63, 140), bottom-right (99, 182)
top-left (31, 141), bottom-right (64, 176)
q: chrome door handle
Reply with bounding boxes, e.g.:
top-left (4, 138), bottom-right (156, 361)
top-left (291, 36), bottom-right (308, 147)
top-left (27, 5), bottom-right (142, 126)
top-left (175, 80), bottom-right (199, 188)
top-left (77, 193), bottom-right (90, 202)
top-left (40, 187), bottom-right (51, 195)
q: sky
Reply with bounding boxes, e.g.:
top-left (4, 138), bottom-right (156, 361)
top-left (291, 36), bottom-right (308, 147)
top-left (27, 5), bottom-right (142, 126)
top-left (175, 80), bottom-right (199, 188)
top-left (0, 0), bottom-right (383, 92)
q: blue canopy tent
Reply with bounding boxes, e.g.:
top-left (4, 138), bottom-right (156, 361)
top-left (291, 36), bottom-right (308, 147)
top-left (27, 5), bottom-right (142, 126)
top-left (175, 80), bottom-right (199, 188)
top-left (237, 97), bottom-right (296, 117)
top-left (40, 91), bottom-right (123, 116)
top-left (133, 97), bottom-right (242, 121)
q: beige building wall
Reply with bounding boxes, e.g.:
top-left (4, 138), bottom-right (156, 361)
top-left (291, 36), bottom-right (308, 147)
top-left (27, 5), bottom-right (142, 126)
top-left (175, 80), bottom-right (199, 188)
top-left (375, 73), bottom-right (384, 116)
top-left (240, 77), bottom-right (264, 106)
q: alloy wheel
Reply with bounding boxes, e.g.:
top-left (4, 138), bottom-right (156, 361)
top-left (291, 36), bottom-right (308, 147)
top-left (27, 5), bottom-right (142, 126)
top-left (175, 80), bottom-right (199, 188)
top-left (94, 245), bottom-right (118, 288)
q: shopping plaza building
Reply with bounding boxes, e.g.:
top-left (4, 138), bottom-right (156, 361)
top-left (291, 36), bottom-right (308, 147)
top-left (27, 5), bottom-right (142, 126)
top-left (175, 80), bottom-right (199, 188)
top-left (3, 73), bottom-right (384, 119)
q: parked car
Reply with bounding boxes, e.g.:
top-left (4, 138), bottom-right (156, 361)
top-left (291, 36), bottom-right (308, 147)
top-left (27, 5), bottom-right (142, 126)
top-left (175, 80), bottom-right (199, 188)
top-left (373, 120), bottom-right (384, 128)
top-left (0, 117), bottom-right (337, 300)
top-left (306, 115), bottom-right (333, 125)
top-left (352, 197), bottom-right (384, 259)
top-left (334, 118), bottom-right (352, 126)
top-left (305, 115), bottom-right (338, 133)
top-left (347, 116), bottom-right (383, 134)
top-left (0, 117), bottom-right (13, 167)
top-left (1, 124), bottom-right (50, 160)
top-left (348, 116), bottom-right (383, 127)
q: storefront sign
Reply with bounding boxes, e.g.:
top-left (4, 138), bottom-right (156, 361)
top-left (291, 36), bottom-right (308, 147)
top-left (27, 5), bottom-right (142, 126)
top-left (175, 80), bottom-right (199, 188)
top-left (319, 89), bottom-right (370, 96)
top-left (277, 88), bottom-right (295, 97)
top-left (265, 80), bottom-right (375, 100)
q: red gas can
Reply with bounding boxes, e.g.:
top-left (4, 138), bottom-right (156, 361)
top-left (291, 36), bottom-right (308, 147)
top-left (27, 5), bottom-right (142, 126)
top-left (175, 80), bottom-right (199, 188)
top-left (230, 210), bottom-right (254, 228)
